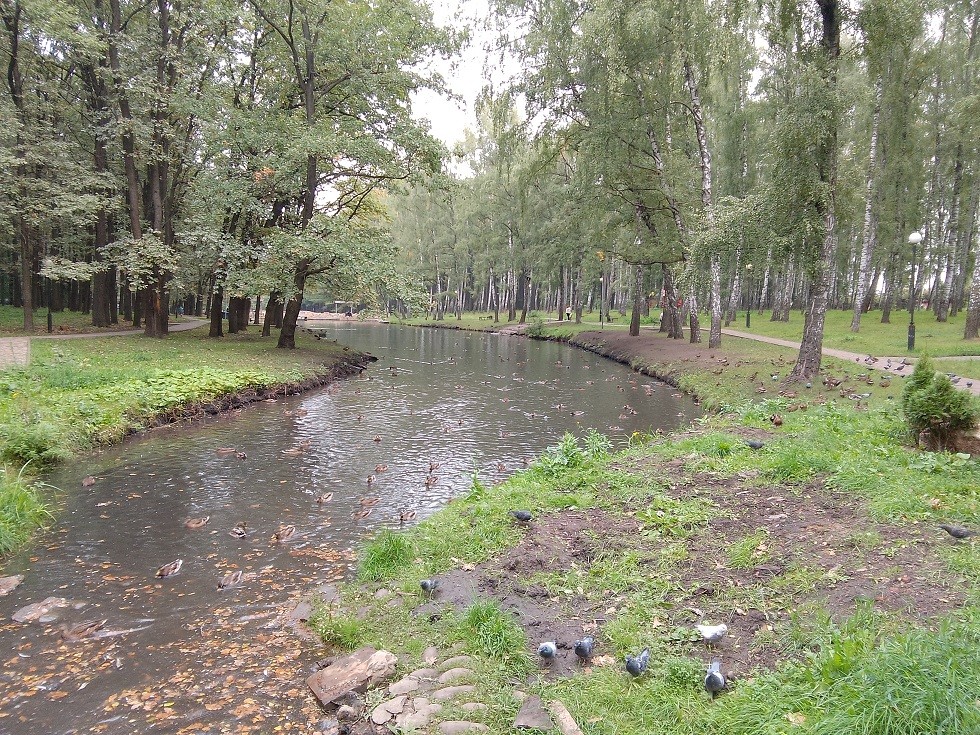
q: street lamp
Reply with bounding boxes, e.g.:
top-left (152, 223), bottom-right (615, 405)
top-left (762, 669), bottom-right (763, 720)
top-left (43, 257), bottom-right (53, 333)
top-left (908, 230), bottom-right (922, 351)
top-left (744, 263), bottom-right (754, 329)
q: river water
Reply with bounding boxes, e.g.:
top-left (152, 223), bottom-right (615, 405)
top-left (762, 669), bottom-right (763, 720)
top-left (0, 323), bottom-right (698, 734)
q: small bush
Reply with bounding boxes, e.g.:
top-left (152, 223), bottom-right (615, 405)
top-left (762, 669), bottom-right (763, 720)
top-left (309, 611), bottom-right (365, 651)
top-left (358, 530), bottom-right (413, 582)
top-left (454, 599), bottom-right (530, 672)
top-left (902, 355), bottom-right (978, 448)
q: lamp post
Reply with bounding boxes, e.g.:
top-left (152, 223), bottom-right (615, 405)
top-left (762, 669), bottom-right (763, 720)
top-left (599, 277), bottom-right (604, 329)
top-left (907, 230), bottom-right (922, 351)
top-left (744, 263), bottom-right (753, 329)
top-left (43, 258), bottom-right (53, 333)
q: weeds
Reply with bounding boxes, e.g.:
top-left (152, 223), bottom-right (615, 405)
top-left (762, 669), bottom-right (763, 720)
top-left (358, 530), bottom-right (414, 582)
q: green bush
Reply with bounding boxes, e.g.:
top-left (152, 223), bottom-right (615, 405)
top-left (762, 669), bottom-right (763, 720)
top-left (902, 355), bottom-right (978, 448)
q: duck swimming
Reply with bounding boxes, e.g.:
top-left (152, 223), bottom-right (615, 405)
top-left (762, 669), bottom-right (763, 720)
top-left (229, 522), bottom-right (248, 538)
top-left (155, 559), bottom-right (183, 578)
top-left (315, 493), bottom-right (334, 504)
top-left (272, 524), bottom-right (296, 543)
top-left (184, 516), bottom-right (210, 530)
top-left (218, 570), bottom-right (244, 590)
top-left (62, 619), bottom-right (108, 641)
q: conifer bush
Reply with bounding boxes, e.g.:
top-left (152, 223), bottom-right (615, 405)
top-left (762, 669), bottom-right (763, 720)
top-left (901, 355), bottom-right (978, 449)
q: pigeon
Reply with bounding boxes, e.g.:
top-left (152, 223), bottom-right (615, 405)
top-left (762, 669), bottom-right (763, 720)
top-left (625, 648), bottom-right (649, 677)
top-left (704, 660), bottom-right (726, 695)
top-left (509, 510), bottom-right (533, 523)
top-left (745, 439), bottom-right (765, 450)
top-left (420, 578), bottom-right (440, 595)
top-left (696, 623), bottom-right (728, 644)
top-left (538, 641), bottom-right (557, 660)
top-left (940, 524), bottom-right (977, 540)
top-left (573, 636), bottom-right (595, 661)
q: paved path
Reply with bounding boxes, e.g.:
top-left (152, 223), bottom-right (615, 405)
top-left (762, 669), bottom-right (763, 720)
top-left (721, 327), bottom-right (980, 397)
top-left (0, 318), bottom-right (208, 369)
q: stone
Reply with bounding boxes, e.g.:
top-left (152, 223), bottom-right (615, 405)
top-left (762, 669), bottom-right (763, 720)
top-left (374, 588), bottom-right (392, 599)
top-left (317, 717), bottom-right (340, 735)
top-left (548, 700), bottom-right (584, 735)
top-left (336, 705), bottom-right (357, 722)
top-left (432, 684), bottom-right (476, 701)
top-left (395, 698), bottom-right (442, 730)
top-left (388, 676), bottom-right (420, 696)
top-left (460, 703), bottom-right (489, 713)
top-left (370, 695), bottom-right (407, 725)
top-left (514, 695), bottom-right (554, 731)
top-left (422, 645), bottom-right (439, 664)
top-left (408, 667), bottom-right (440, 681)
top-left (438, 667), bottom-right (474, 684)
top-left (12, 597), bottom-right (70, 624)
top-left (438, 722), bottom-right (489, 734)
top-left (306, 647), bottom-right (397, 706)
top-left (0, 575), bottom-right (24, 597)
top-left (437, 655), bottom-right (475, 671)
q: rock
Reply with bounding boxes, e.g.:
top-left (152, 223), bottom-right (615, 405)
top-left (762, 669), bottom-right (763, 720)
top-left (370, 695), bottom-right (407, 725)
top-left (432, 684), bottom-right (476, 701)
top-left (548, 700), bottom-right (584, 735)
top-left (317, 717), bottom-right (340, 734)
top-left (0, 575), bottom-right (24, 597)
top-left (514, 695), bottom-right (554, 730)
top-left (512, 690), bottom-right (528, 702)
top-left (422, 645), bottom-right (439, 664)
top-left (388, 676), bottom-right (420, 696)
top-left (437, 667), bottom-right (474, 684)
top-left (461, 703), bottom-right (489, 713)
top-left (306, 647), bottom-right (397, 706)
top-left (407, 667), bottom-right (439, 681)
top-left (336, 705), bottom-right (357, 722)
top-left (12, 597), bottom-right (70, 624)
top-left (438, 655), bottom-right (475, 671)
top-left (395, 698), bottom-right (442, 730)
top-left (439, 722), bottom-right (489, 734)
top-left (284, 598), bottom-right (318, 640)
top-left (374, 588), bottom-right (392, 599)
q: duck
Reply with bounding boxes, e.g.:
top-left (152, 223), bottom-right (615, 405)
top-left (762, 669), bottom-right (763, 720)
top-left (315, 493), bottom-right (334, 504)
top-left (769, 414), bottom-right (784, 427)
top-left (366, 474), bottom-right (376, 486)
top-left (353, 508), bottom-right (373, 520)
top-left (496, 463), bottom-right (506, 473)
top-left (82, 476), bottom-right (96, 487)
top-left (235, 452), bottom-right (247, 460)
top-left (424, 475), bottom-right (439, 487)
top-left (272, 525), bottom-right (296, 543)
top-left (373, 435), bottom-right (382, 443)
top-left (282, 448), bottom-right (304, 457)
top-left (297, 439), bottom-right (312, 449)
top-left (184, 516), bottom-right (210, 530)
top-left (155, 559), bottom-right (183, 578)
top-left (61, 619), bottom-right (108, 641)
top-left (398, 509), bottom-right (417, 525)
top-left (218, 570), bottom-right (244, 590)
top-left (229, 522), bottom-right (248, 538)
top-left (360, 497), bottom-right (380, 507)
top-left (429, 461), bottom-right (441, 472)
top-left (375, 464), bottom-right (389, 473)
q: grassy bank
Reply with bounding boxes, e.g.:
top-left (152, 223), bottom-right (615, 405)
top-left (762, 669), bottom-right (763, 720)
top-left (309, 329), bottom-right (980, 735)
top-left (0, 326), bottom-right (364, 555)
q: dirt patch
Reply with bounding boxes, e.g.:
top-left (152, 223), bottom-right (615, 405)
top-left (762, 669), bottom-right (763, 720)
top-left (408, 427), bottom-right (967, 683)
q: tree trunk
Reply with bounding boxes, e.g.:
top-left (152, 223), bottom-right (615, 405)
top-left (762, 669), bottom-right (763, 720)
top-left (629, 264), bottom-right (643, 336)
top-left (662, 264), bottom-right (683, 339)
top-left (791, 0), bottom-right (841, 380)
top-left (209, 285), bottom-right (224, 338)
top-left (262, 291), bottom-right (281, 337)
top-left (850, 79), bottom-right (882, 332)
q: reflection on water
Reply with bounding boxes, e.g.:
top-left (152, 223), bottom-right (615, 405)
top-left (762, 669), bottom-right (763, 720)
top-left (0, 324), bottom-right (698, 733)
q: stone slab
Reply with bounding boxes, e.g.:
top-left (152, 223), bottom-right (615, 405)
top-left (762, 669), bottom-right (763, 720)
top-left (514, 695), bottom-right (554, 730)
top-left (306, 647), bottom-right (397, 706)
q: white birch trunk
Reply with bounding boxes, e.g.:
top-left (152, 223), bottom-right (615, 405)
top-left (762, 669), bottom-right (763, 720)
top-left (850, 80), bottom-right (882, 332)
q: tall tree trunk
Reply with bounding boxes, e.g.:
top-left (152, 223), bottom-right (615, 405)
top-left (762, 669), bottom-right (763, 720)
top-left (262, 291), bottom-right (281, 337)
top-left (791, 0), bottom-right (841, 380)
top-left (850, 79), bottom-right (882, 332)
top-left (209, 285), bottom-right (224, 338)
top-left (661, 264), bottom-right (683, 339)
top-left (629, 264), bottom-right (643, 336)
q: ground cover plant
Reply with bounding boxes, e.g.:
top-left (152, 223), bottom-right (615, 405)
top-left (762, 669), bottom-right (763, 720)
top-left (310, 329), bottom-right (980, 735)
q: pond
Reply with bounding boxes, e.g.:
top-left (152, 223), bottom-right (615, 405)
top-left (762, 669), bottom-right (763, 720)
top-left (0, 323), bottom-right (699, 734)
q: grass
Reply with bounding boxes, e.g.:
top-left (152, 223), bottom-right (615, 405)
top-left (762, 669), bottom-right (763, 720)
top-left (0, 465), bottom-right (52, 555)
top-left (358, 530), bottom-right (414, 582)
top-left (453, 599), bottom-right (531, 672)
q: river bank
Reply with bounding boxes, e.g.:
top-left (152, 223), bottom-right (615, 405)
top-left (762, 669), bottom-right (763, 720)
top-left (306, 325), bottom-right (980, 735)
top-left (0, 328), bottom-right (373, 556)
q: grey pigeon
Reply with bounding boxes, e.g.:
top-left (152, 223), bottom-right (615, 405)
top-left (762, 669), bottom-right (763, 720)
top-left (704, 660), bottom-right (726, 695)
top-left (573, 636), bottom-right (595, 661)
top-left (509, 510), bottom-right (533, 523)
top-left (538, 641), bottom-right (557, 660)
top-left (940, 524), bottom-right (977, 540)
top-left (696, 623), bottom-right (728, 644)
top-left (420, 578), bottom-right (440, 594)
top-left (625, 648), bottom-right (649, 677)
top-left (745, 439), bottom-right (765, 450)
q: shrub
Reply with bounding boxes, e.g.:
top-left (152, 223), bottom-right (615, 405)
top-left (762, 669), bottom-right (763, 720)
top-left (902, 355), bottom-right (978, 448)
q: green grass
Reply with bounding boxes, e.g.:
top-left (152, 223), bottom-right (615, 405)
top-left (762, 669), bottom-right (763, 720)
top-left (0, 305), bottom-right (165, 335)
top-left (727, 529), bottom-right (772, 569)
top-left (735, 306), bottom-right (980, 358)
top-left (0, 465), bottom-right (52, 555)
top-left (454, 599), bottom-right (532, 672)
top-left (358, 530), bottom-right (414, 582)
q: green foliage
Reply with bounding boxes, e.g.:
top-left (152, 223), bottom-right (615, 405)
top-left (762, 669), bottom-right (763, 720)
top-left (537, 432), bottom-right (609, 476)
top-left (358, 530), bottom-right (414, 582)
top-left (453, 599), bottom-right (530, 672)
top-left (902, 355), bottom-right (978, 447)
top-left (0, 465), bottom-right (52, 555)
top-left (0, 422), bottom-right (73, 467)
top-left (308, 610), bottom-right (365, 652)
top-left (727, 529), bottom-right (771, 569)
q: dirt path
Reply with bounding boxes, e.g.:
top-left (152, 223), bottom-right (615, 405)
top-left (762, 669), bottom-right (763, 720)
top-left (0, 319), bottom-right (209, 370)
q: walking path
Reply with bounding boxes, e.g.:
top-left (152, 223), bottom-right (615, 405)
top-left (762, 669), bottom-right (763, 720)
top-left (721, 327), bottom-right (980, 397)
top-left (0, 318), bottom-right (208, 369)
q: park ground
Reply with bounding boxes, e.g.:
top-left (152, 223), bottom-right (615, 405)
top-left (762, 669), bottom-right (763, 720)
top-left (306, 318), bottom-right (980, 735)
